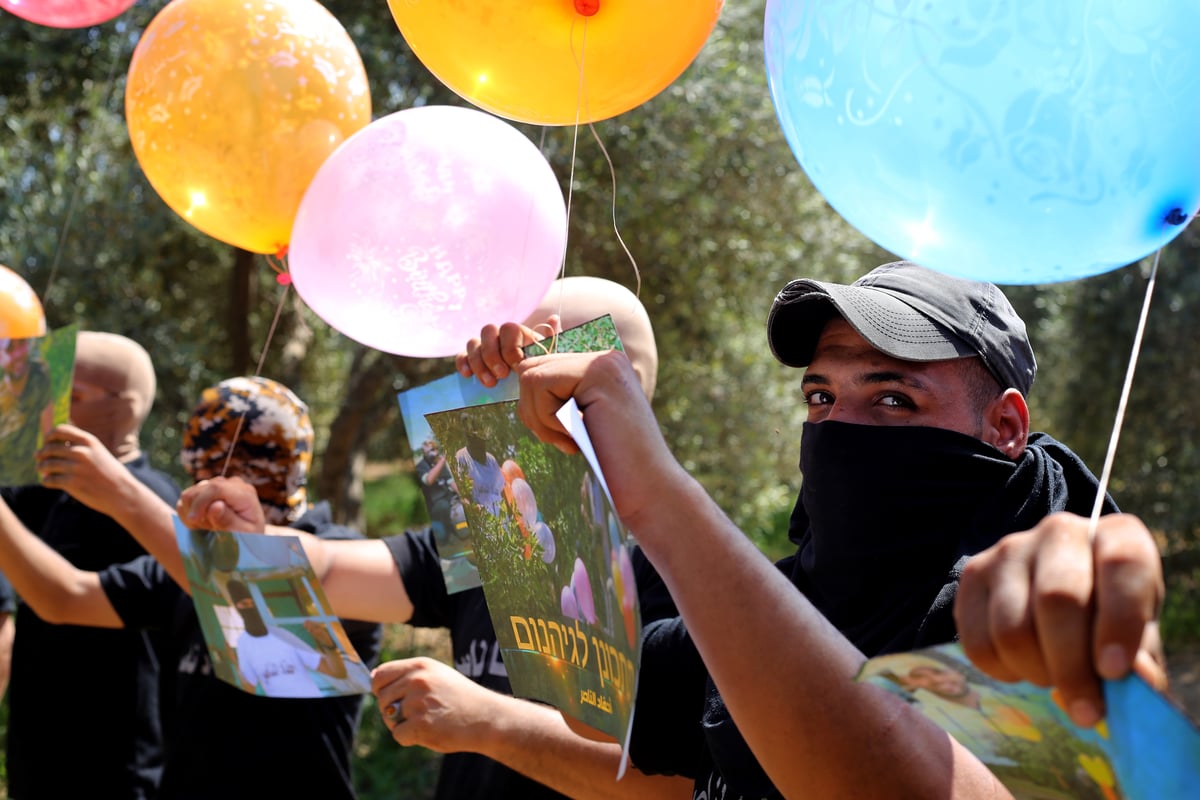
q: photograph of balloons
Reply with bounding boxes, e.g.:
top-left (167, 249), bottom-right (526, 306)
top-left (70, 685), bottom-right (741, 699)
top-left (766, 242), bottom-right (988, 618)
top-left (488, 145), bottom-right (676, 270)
top-left (859, 642), bottom-right (1200, 800)
top-left (0, 324), bottom-right (76, 486)
top-left (425, 398), bottom-right (642, 752)
top-left (397, 314), bottom-right (625, 594)
top-left (173, 517), bottom-right (372, 699)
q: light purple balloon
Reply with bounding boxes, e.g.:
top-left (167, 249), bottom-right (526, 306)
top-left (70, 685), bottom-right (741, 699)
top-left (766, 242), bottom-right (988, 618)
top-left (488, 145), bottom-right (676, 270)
top-left (571, 557), bottom-right (597, 624)
top-left (560, 585), bottom-right (579, 620)
top-left (533, 521), bottom-right (555, 564)
top-left (289, 105), bottom-right (567, 357)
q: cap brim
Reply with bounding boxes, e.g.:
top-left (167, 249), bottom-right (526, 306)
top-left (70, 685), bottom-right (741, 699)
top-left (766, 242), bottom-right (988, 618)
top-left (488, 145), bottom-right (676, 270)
top-left (767, 279), bottom-right (975, 368)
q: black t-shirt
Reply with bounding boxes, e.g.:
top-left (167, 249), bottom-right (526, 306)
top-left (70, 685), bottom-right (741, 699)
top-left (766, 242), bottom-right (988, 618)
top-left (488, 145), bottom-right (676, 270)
top-left (2, 457), bottom-right (180, 800)
top-left (385, 528), bottom-right (676, 800)
top-left (98, 502), bottom-right (382, 800)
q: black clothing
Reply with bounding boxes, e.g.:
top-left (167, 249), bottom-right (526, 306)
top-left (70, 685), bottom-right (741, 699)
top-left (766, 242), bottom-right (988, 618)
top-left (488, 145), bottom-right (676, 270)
top-left (2, 457), bottom-right (180, 800)
top-left (99, 502), bottom-right (382, 800)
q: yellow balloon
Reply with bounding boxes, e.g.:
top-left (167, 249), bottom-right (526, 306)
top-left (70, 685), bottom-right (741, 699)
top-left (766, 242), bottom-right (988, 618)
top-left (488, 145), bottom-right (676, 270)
top-left (0, 265), bottom-right (47, 339)
top-left (387, 0), bottom-right (724, 126)
top-left (125, 0), bottom-right (372, 254)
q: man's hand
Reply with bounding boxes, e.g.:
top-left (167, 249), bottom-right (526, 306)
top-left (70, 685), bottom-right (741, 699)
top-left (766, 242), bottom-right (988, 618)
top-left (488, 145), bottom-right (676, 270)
top-left (36, 424), bottom-right (133, 515)
top-left (456, 315), bottom-right (563, 388)
top-left (515, 352), bottom-right (683, 533)
top-left (955, 511), bottom-right (1165, 727)
top-left (177, 476), bottom-right (266, 532)
top-left (373, 657), bottom-right (506, 753)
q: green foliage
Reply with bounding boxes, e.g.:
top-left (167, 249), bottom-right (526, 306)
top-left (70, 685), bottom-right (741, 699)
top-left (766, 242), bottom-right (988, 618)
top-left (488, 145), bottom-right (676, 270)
top-left (358, 467), bottom-right (429, 538)
top-left (1161, 567), bottom-right (1200, 646)
top-left (350, 472), bottom-right (450, 799)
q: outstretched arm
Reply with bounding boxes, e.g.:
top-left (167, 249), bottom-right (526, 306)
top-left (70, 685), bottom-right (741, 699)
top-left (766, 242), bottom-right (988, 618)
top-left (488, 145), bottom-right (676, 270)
top-left (0, 493), bottom-right (121, 628)
top-left (178, 477), bottom-right (416, 624)
top-left (37, 424), bottom-right (188, 590)
top-left (515, 351), bottom-right (1008, 799)
top-left (956, 511), bottom-right (1165, 727)
top-left (372, 657), bottom-right (691, 800)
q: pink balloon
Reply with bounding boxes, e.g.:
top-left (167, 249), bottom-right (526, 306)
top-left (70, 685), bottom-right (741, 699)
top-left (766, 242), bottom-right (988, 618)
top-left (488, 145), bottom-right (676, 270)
top-left (510, 478), bottom-right (538, 529)
top-left (1, 0), bottom-right (135, 27)
top-left (288, 105), bottom-right (567, 357)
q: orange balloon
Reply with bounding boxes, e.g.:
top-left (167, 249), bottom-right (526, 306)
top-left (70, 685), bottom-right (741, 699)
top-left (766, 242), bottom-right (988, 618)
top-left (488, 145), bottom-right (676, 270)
top-left (125, 0), bottom-right (372, 254)
top-left (387, 0), bottom-right (724, 125)
top-left (0, 265), bottom-right (47, 338)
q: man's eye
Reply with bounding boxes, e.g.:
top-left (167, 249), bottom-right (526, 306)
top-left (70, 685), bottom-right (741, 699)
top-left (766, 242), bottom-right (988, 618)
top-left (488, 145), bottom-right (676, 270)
top-left (878, 394), bottom-right (914, 409)
top-left (803, 390), bottom-right (833, 406)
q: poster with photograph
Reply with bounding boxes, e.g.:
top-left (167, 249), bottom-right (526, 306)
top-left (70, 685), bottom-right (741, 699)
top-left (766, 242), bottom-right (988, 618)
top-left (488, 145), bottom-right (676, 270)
top-left (397, 314), bottom-right (624, 594)
top-left (859, 641), bottom-right (1200, 800)
top-left (426, 398), bottom-right (641, 760)
top-left (173, 517), bottom-right (372, 698)
top-left (0, 324), bottom-right (77, 486)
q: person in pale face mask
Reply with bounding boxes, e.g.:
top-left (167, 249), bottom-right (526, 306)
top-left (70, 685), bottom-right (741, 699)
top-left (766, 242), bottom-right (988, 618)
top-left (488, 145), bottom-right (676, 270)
top-left (0, 330), bottom-right (180, 800)
top-left (69, 331), bottom-right (158, 463)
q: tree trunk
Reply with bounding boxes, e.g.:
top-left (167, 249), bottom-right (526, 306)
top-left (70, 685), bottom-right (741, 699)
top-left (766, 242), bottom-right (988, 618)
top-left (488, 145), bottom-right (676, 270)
top-left (317, 347), bottom-right (401, 529)
top-left (230, 247), bottom-right (255, 375)
top-left (318, 347), bottom-right (450, 530)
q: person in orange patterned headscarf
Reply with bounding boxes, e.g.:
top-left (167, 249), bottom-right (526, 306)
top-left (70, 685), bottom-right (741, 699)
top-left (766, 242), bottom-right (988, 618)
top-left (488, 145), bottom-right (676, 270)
top-left (180, 376), bottom-right (313, 525)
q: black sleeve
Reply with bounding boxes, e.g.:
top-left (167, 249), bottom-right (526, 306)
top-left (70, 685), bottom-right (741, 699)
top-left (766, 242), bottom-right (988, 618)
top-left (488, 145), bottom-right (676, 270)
top-left (381, 528), bottom-right (453, 629)
top-left (98, 555), bottom-right (185, 630)
top-left (628, 616), bottom-right (707, 778)
top-left (631, 544), bottom-right (678, 624)
top-left (0, 484), bottom-right (59, 533)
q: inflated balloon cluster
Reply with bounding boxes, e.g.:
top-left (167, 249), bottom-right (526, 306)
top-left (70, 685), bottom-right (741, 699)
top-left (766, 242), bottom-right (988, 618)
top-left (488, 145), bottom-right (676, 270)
top-left (8, 0), bottom-right (720, 357)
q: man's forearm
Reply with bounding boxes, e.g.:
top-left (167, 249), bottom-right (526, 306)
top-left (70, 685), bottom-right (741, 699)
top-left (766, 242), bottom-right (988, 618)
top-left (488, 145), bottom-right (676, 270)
top-left (101, 477), bottom-right (189, 592)
top-left (0, 497), bottom-right (120, 627)
top-left (477, 696), bottom-right (690, 800)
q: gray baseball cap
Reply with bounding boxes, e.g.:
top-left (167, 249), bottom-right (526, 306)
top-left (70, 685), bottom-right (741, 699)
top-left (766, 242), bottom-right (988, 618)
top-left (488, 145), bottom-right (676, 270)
top-left (766, 261), bottom-right (1036, 395)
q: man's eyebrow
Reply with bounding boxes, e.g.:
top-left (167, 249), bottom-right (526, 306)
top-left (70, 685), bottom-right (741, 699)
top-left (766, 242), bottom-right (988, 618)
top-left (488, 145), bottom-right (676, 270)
top-left (801, 369), bottom-right (930, 391)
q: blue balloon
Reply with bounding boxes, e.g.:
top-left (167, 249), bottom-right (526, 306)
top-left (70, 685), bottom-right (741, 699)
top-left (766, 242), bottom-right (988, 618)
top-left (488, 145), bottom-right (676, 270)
top-left (764, 0), bottom-right (1200, 283)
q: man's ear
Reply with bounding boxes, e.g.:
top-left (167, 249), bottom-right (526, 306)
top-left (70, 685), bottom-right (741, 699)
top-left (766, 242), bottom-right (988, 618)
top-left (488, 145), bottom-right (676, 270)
top-left (984, 389), bottom-right (1030, 459)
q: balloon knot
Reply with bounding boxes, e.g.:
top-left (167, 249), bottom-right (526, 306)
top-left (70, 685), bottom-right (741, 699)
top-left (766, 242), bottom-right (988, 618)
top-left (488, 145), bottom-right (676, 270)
top-left (1164, 207), bottom-right (1190, 226)
top-left (574, 0), bottom-right (599, 16)
top-left (276, 273), bottom-right (293, 286)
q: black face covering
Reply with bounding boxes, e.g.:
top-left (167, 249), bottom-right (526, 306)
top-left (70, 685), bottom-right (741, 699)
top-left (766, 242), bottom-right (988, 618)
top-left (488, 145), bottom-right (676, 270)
top-left (793, 420), bottom-right (1021, 655)
top-left (701, 420), bottom-right (1114, 798)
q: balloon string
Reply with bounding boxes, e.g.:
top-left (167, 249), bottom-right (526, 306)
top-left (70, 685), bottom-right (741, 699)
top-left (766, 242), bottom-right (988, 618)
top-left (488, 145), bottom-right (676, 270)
top-left (220, 261), bottom-right (292, 479)
top-left (42, 30), bottom-right (125, 301)
top-left (1086, 248), bottom-right (1160, 541)
top-left (588, 122), bottom-right (641, 297)
top-left (542, 13), bottom-right (593, 354)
